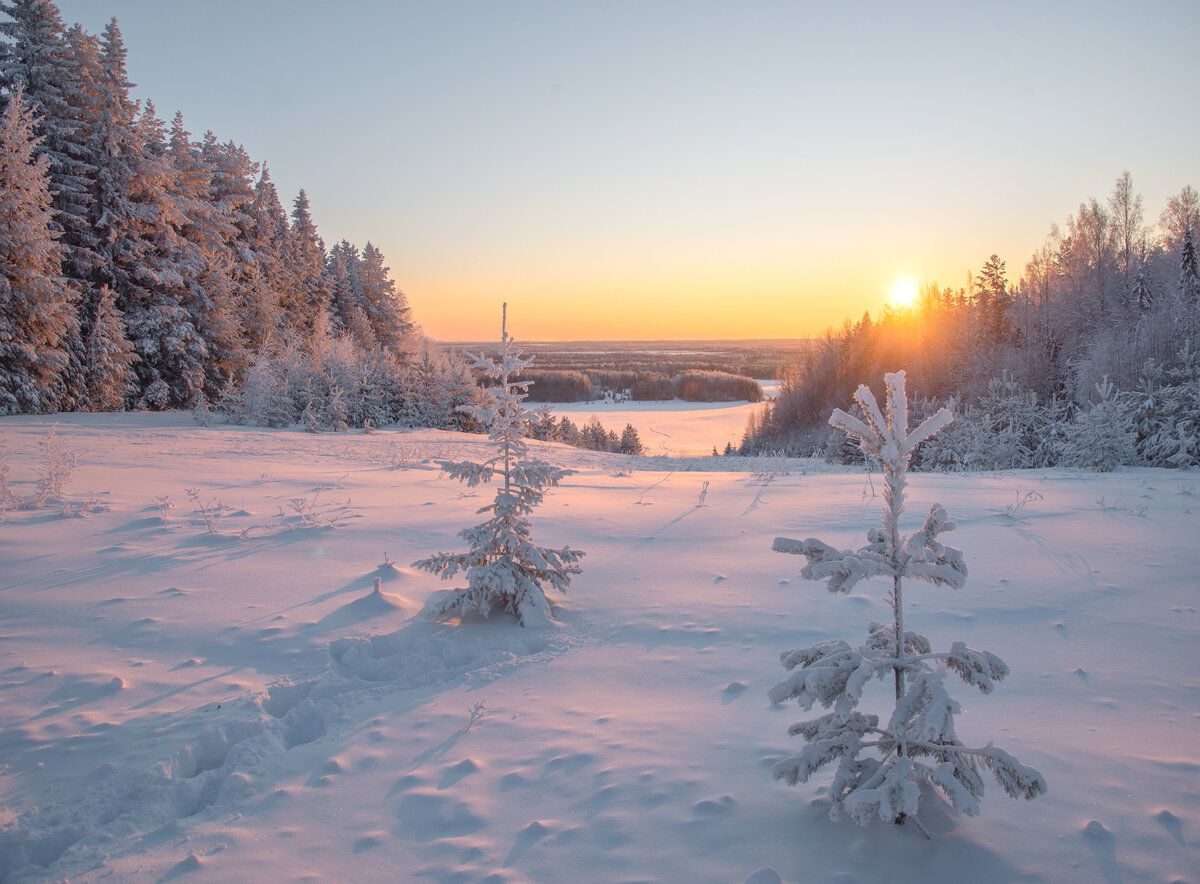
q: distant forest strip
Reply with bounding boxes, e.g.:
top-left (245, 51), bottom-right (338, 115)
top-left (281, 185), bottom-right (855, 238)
top-left (468, 340), bottom-right (816, 381)
top-left (523, 369), bottom-right (763, 403)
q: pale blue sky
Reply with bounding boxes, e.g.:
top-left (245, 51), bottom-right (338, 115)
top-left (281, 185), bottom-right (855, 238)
top-left (52, 1), bottom-right (1200, 340)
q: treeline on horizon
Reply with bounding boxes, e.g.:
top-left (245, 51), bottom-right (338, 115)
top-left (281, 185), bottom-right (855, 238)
top-left (524, 369), bottom-right (763, 403)
top-left (514, 343), bottom-right (807, 381)
top-left (746, 172), bottom-right (1200, 470)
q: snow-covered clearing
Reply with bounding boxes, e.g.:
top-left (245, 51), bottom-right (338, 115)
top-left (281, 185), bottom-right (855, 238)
top-left (550, 398), bottom-right (766, 456)
top-left (0, 413), bottom-right (1197, 883)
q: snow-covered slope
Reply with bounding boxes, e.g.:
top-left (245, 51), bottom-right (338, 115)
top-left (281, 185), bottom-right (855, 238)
top-left (0, 414), bottom-right (1196, 883)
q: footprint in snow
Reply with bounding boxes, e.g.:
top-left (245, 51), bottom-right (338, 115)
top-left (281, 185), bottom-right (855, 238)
top-left (438, 758), bottom-right (481, 789)
top-left (1082, 820), bottom-right (1122, 884)
top-left (159, 853), bottom-right (202, 882)
top-left (745, 869), bottom-right (783, 884)
top-left (1155, 809), bottom-right (1186, 846)
top-left (503, 820), bottom-right (553, 867)
top-left (305, 758), bottom-right (345, 788)
top-left (353, 831), bottom-right (388, 853)
top-left (386, 773), bottom-right (425, 797)
top-left (499, 771), bottom-right (535, 791)
top-left (693, 795), bottom-right (737, 817)
top-left (722, 681), bottom-right (748, 704)
top-left (582, 784), bottom-right (620, 819)
top-left (543, 752), bottom-right (595, 778)
top-left (394, 792), bottom-right (485, 842)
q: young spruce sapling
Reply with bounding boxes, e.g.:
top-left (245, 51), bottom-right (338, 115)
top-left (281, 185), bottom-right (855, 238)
top-left (770, 371), bottom-right (1045, 834)
top-left (413, 305), bottom-right (584, 626)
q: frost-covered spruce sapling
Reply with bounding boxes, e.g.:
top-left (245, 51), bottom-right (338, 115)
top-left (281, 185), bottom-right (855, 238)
top-left (413, 305), bottom-right (584, 627)
top-left (769, 371), bottom-right (1045, 833)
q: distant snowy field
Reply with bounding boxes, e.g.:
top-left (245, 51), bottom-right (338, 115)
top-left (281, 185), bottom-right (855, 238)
top-left (550, 395), bottom-right (770, 457)
top-left (1, 413), bottom-right (1197, 883)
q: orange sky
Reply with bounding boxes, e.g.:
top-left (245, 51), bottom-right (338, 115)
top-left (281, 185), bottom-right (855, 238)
top-left (403, 234), bottom-right (1032, 342)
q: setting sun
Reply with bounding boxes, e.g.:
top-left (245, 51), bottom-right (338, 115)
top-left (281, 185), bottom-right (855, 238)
top-left (890, 278), bottom-right (918, 309)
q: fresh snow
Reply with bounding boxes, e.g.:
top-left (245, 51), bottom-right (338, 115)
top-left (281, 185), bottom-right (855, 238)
top-left (0, 412), bottom-right (1197, 883)
top-left (550, 398), bottom-right (765, 457)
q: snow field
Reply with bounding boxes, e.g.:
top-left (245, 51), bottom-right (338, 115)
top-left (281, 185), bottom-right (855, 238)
top-left (548, 397), bottom-right (766, 457)
top-left (0, 414), bottom-right (1197, 882)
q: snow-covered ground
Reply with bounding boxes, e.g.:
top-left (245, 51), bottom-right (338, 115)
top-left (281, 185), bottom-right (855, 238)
top-left (549, 398), bottom-right (766, 457)
top-left (1, 413), bottom-right (1197, 883)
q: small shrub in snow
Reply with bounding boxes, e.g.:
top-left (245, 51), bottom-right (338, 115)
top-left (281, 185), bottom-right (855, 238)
top-left (154, 495), bottom-right (174, 525)
top-left (282, 487), bottom-right (353, 529)
top-left (1129, 346), bottom-right (1200, 468)
top-left (1062, 377), bottom-right (1136, 471)
top-left (413, 306), bottom-right (585, 626)
top-left (186, 487), bottom-right (232, 535)
top-left (770, 371), bottom-right (1045, 833)
top-left (192, 395), bottom-right (212, 427)
top-left (60, 495), bottom-right (106, 518)
top-left (466, 699), bottom-right (488, 730)
top-left (33, 426), bottom-right (77, 506)
top-left (1004, 490), bottom-right (1044, 521)
top-left (384, 441), bottom-right (419, 470)
top-left (749, 451), bottom-right (788, 486)
top-left (0, 451), bottom-right (22, 513)
top-left (909, 378), bottom-right (1069, 472)
top-left (301, 399), bottom-right (322, 433)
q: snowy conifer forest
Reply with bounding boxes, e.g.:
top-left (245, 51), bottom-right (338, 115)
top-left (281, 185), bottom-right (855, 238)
top-left (0, 0), bottom-right (436, 424)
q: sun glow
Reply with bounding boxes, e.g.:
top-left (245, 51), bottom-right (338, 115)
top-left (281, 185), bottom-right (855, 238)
top-left (889, 278), bottom-right (918, 309)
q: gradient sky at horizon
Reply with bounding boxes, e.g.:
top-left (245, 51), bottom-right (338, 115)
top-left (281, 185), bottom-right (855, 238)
top-left (52, 0), bottom-right (1200, 341)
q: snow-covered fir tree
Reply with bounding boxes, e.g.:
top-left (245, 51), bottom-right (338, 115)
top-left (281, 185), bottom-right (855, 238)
top-left (83, 283), bottom-right (134, 410)
top-left (82, 24), bottom-right (202, 409)
top-left (326, 240), bottom-right (374, 346)
top-left (619, 423), bottom-right (644, 455)
top-left (1180, 227), bottom-right (1199, 305)
top-left (770, 371), bottom-right (1045, 833)
top-left (397, 346), bottom-right (479, 430)
top-left (359, 241), bottom-right (414, 352)
top-left (0, 4), bottom-right (97, 409)
top-left (1130, 345), bottom-right (1200, 468)
top-left (1061, 376), bottom-right (1136, 471)
top-left (0, 82), bottom-right (75, 413)
top-left (167, 117), bottom-right (247, 402)
top-left (280, 188), bottom-right (329, 335)
top-left (238, 164), bottom-right (289, 351)
top-left (1132, 262), bottom-right (1153, 312)
top-left (413, 304), bottom-right (584, 626)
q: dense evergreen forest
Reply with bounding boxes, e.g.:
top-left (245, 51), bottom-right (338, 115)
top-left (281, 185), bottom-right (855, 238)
top-left (746, 174), bottom-right (1200, 470)
top-left (0, 0), bottom-right (485, 429)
